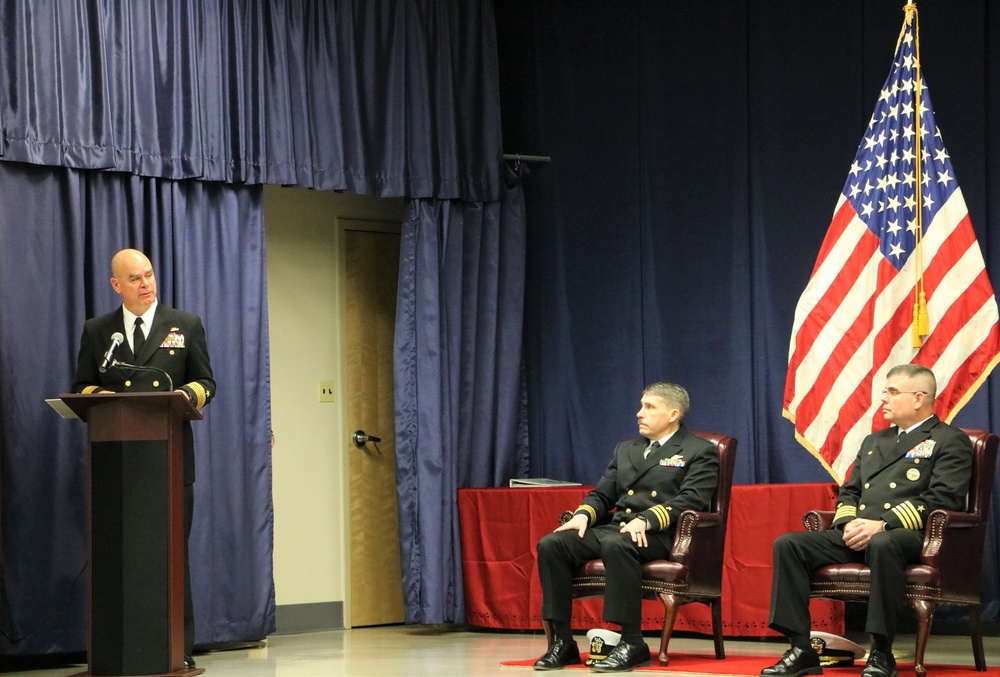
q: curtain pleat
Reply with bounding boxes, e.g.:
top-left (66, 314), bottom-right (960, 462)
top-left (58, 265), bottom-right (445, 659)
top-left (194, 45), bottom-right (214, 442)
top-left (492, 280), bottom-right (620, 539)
top-left (0, 0), bottom-right (502, 200)
top-left (394, 174), bottom-right (529, 623)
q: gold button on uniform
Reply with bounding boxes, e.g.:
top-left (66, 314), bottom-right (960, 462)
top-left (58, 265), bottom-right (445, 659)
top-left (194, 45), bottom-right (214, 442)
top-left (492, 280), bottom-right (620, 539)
top-left (860, 504), bottom-right (866, 511)
top-left (125, 380), bottom-right (132, 387)
top-left (884, 503), bottom-right (891, 509)
top-left (914, 459), bottom-right (921, 464)
top-left (625, 508), bottom-right (632, 514)
top-left (864, 483), bottom-right (870, 489)
top-left (169, 350), bottom-right (175, 355)
top-left (867, 450), bottom-right (874, 455)
top-left (889, 482), bottom-right (896, 489)
top-left (627, 490), bottom-right (634, 496)
top-left (152, 381), bottom-right (160, 388)
top-left (651, 491), bottom-right (657, 498)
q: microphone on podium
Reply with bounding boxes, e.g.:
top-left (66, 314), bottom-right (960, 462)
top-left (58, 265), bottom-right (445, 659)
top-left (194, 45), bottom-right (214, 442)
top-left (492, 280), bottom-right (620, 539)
top-left (99, 332), bottom-right (125, 373)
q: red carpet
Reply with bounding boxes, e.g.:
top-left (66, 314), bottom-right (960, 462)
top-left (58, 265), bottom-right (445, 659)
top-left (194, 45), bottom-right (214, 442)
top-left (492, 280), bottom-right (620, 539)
top-left (501, 653), bottom-right (996, 676)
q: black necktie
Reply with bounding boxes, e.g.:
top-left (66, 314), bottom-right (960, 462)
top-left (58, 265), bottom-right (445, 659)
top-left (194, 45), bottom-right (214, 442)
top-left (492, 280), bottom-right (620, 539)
top-left (133, 317), bottom-right (145, 355)
top-left (645, 440), bottom-right (660, 459)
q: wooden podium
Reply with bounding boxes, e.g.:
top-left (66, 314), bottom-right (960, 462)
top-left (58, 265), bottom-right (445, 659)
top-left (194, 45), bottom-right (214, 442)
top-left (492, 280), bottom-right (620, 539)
top-left (59, 392), bottom-right (205, 677)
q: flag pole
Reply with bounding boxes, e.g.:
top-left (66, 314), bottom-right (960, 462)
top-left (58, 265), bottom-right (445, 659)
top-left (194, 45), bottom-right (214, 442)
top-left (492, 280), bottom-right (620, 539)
top-left (905, 3), bottom-right (929, 347)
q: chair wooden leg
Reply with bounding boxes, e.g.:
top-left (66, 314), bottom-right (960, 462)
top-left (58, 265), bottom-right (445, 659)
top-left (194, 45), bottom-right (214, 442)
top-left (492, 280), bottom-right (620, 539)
top-left (911, 599), bottom-right (935, 677)
top-left (656, 593), bottom-right (682, 667)
top-left (710, 598), bottom-right (725, 659)
top-left (542, 619), bottom-right (554, 650)
top-left (968, 605), bottom-right (986, 672)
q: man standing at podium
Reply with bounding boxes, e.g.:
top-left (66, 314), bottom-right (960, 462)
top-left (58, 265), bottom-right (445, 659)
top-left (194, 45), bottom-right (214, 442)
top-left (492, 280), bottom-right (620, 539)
top-left (73, 248), bottom-right (215, 670)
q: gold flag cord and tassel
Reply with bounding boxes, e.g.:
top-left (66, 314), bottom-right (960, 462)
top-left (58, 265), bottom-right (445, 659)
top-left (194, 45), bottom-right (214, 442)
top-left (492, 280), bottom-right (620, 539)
top-left (902, 3), bottom-right (929, 347)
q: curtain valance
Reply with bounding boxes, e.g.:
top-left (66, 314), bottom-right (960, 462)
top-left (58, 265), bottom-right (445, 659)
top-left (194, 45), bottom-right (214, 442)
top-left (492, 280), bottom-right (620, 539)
top-left (0, 0), bottom-right (502, 200)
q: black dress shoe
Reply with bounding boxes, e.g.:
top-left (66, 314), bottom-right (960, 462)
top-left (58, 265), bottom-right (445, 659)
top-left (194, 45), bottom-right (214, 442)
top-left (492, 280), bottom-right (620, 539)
top-left (184, 654), bottom-right (196, 669)
top-left (760, 646), bottom-right (822, 677)
top-left (861, 649), bottom-right (897, 677)
top-left (590, 639), bottom-right (652, 672)
top-left (534, 637), bottom-right (582, 670)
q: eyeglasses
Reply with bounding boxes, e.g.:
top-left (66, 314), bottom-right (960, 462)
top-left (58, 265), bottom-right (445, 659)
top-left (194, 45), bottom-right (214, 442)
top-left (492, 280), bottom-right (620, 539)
top-left (881, 388), bottom-right (927, 398)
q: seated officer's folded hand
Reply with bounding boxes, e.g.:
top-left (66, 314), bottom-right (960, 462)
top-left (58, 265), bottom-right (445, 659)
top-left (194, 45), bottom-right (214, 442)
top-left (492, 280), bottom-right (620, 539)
top-left (619, 517), bottom-right (648, 548)
top-left (841, 518), bottom-right (885, 551)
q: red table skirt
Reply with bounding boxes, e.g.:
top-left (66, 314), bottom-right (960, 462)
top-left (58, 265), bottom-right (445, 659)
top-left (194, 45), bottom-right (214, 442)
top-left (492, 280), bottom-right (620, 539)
top-left (458, 482), bottom-right (844, 637)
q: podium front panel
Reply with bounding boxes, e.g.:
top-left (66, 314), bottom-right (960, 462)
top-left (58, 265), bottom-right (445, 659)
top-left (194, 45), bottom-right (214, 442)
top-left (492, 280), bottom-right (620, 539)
top-left (88, 400), bottom-right (172, 443)
top-left (91, 440), bottom-right (170, 675)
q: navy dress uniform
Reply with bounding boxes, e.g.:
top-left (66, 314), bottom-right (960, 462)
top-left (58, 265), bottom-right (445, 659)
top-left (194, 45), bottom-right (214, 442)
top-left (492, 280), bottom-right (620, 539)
top-left (537, 425), bottom-right (719, 628)
top-left (768, 415), bottom-right (972, 643)
top-left (73, 304), bottom-right (215, 482)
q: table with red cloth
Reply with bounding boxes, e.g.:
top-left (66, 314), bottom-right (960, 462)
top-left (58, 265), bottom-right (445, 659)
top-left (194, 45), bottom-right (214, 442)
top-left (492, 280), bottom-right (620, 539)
top-left (458, 483), bottom-right (844, 636)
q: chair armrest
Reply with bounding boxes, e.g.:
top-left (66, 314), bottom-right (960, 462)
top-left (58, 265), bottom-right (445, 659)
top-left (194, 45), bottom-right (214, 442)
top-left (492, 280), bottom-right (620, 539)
top-left (689, 510), bottom-right (723, 526)
top-left (803, 510), bottom-right (835, 531)
top-left (670, 510), bottom-right (727, 592)
top-left (920, 509), bottom-right (983, 567)
top-left (670, 510), bottom-right (722, 565)
top-left (920, 509), bottom-right (989, 599)
top-left (925, 509), bottom-right (980, 529)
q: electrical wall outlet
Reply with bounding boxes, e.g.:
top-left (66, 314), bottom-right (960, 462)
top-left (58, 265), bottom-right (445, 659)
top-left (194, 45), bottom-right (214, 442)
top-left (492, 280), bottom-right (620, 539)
top-left (318, 380), bottom-right (336, 403)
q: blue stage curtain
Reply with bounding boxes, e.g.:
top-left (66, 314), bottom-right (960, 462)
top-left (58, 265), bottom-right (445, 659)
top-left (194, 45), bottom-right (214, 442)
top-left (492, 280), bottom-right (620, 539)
top-left (0, 0), bottom-right (502, 201)
top-left (394, 169), bottom-right (529, 623)
top-left (497, 0), bottom-right (1000, 623)
top-left (0, 160), bottom-right (274, 654)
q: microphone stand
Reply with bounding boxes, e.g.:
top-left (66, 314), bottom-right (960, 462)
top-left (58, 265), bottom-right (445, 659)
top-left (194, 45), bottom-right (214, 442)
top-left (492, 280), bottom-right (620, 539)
top-left (109, 360), bottom-right (175, 393)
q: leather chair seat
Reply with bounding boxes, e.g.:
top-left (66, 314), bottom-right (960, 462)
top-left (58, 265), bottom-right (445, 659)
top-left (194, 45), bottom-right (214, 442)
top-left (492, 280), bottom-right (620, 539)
top-left (574, 560), bottom-right (691, 598)
top-left (812, 563), bottom-right (940, 589)
top-left (575, 559), bottom-right (688, 582)
top-left (640, 560), bottom-right (687, 582)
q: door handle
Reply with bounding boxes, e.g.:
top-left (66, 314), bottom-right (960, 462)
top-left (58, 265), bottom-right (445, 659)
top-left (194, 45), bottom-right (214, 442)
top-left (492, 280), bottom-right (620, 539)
top-left (352, 430), bottom-right (382, 448)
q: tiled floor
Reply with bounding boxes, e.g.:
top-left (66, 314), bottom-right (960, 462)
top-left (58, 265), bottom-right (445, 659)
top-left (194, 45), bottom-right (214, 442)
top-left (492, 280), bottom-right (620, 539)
top-left (2, 626), bottom-right (995, 677)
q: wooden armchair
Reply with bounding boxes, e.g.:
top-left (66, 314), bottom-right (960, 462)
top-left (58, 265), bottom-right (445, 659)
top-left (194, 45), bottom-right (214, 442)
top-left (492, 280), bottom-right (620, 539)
top-left (804, 428), bottom-right (999, 677)
top-left (543, 431), bottom-right (738, 666)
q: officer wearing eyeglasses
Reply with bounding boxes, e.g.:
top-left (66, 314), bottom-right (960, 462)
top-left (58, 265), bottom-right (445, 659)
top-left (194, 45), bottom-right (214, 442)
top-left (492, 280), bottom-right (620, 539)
top-left (761, 363), bottom-right (972, 677)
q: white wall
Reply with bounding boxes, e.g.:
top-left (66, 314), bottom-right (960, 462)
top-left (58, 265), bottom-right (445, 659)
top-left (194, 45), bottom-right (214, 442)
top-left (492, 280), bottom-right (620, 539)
top-left (263, 186), bottom-right (404, 623)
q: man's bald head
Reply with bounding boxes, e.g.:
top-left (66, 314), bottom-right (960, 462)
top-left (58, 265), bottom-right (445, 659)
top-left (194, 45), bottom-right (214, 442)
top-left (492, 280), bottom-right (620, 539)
top-left (110, 249), bottom-right (157, 315)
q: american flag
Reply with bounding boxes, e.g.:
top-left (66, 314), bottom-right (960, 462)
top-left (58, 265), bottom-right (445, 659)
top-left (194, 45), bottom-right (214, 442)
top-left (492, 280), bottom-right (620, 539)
top-left (783, 9), bottom-right (1000, 483)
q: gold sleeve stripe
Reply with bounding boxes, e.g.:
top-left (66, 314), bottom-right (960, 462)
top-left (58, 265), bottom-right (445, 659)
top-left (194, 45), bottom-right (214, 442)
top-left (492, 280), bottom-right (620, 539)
top-left (81, 385), bottom-right (103, 394)
top-left (834, 505), bottom-right (857, 522)
top-left (650, 505), bottom-right (671, 530)
top-left (577, 504), bottom-right (597, 524)
top-left (891, 501), bottom-right (923, 530)
top-left (187, 382), bottom-right (209, 409)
